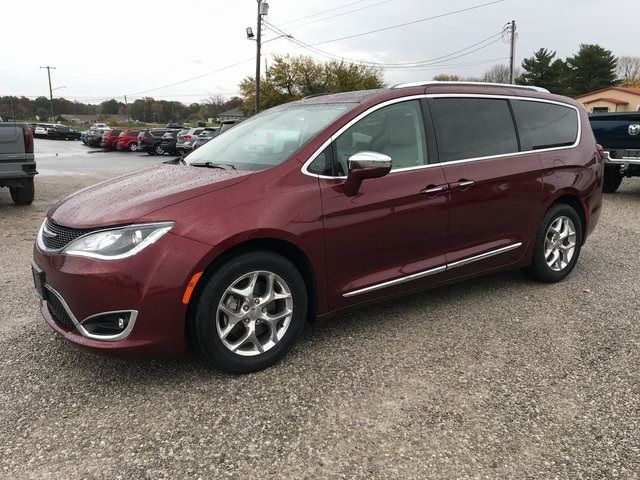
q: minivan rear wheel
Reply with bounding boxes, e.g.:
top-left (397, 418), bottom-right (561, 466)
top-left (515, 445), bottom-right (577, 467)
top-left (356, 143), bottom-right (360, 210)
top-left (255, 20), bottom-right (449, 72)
top-left (523, 203), bottom-right (583, 283)
top-left (603, 166), bottom-right (623, 193)
top-left (192, 251), bottom-right (307, 373)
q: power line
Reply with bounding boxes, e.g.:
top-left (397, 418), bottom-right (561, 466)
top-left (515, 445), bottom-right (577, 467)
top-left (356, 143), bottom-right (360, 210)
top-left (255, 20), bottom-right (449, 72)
top-left (309, 0), bottom-right (505, 46)
top-left (278, 0), bottom-right (372, 26)
top-left (126, 57), bottom-right (254, 96)
top-left (283, 0), bottom-right (393, 31)
top-left (265, 22), bottom-right (503, 68)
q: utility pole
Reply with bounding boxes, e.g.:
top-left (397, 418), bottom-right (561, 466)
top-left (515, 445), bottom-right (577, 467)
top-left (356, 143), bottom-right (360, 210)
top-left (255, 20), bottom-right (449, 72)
top-left (255, 0), bottom-right (269, 114)
top-left (124, 95), bottom-right (129, 122)
top-left (508, 20), bottom-right (517, 84)
top-left (40, 66), bottom-right (56, 120)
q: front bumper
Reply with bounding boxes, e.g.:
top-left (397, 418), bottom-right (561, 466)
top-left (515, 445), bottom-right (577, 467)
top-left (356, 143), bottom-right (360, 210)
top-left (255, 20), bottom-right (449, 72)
top-left (33, 231), bottom-right (212, 356)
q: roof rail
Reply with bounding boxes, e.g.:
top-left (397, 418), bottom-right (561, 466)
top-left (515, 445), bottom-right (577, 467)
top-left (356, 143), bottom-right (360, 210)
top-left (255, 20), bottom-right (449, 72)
top-left (302, 93), bottom-right (331, 100)
top-left (390, 81), bottom-right (550, 93)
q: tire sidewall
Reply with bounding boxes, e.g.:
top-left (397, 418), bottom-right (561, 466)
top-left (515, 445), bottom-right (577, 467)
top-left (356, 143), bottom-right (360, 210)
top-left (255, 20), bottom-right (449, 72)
top-left (193, 251), bottom-right (308, 373)
top-left (530, 204), bottom-right (583, 283)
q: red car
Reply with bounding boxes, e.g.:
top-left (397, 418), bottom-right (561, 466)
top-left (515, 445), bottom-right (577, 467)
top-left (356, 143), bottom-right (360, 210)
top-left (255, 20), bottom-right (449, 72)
top-left (115, 129), bottom-right (142, 151)
top-left (32, 82), bottom-right (603, 373)
top-left (99, 129), bottom-right (122, 149)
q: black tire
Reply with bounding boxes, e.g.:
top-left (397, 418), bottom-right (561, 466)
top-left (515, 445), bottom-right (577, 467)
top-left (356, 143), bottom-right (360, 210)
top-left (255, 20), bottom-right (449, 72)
top-left (603, 166), bottom-right (623, 193)
top-left (192, 251), bottom-right (308, 373)
top-left (155, 145), bottom-right (165, 155)
top-left (9, 180), bottom-right (35, 206)
top-left (128, 142), bottom-right (137, 152)
top-left (523, 203), bottom-right (583, 283)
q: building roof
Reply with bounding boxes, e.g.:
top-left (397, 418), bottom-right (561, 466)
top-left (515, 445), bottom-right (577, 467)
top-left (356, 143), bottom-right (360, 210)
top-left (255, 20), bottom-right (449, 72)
top-left (574, 86), bottom-right (640, 99)
top-left (583, 97), bottom-right (630, 105)
top-left (218, 108), bottom-right (246, 118)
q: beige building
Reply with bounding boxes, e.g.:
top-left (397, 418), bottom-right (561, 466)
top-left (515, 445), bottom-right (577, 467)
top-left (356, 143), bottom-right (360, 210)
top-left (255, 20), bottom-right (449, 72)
top-left (575, 87), bottom-right (640, 113)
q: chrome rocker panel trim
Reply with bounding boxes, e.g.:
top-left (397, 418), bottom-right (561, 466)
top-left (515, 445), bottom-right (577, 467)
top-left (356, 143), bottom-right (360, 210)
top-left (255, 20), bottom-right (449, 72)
top-left (343, 242), bottom-right (523, 297)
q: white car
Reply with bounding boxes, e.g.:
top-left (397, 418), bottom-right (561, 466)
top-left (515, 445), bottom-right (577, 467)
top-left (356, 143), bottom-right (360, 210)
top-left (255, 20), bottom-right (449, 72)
top-left (90, 123), bottom-right (109, 131)
top-left (34, 123), bottom-right (55, 137)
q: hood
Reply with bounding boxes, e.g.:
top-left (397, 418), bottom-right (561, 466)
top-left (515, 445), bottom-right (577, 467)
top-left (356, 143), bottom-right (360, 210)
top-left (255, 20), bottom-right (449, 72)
top-left (49, 164), bottom-right (251, 228)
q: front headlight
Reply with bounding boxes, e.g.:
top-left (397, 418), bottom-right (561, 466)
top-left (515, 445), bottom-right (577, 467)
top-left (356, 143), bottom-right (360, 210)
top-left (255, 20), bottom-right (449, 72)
top-left (62, 222), bottom-right (174, 260)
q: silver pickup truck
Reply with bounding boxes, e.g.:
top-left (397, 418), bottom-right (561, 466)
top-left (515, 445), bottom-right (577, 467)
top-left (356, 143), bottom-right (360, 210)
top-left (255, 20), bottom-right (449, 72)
top-left (0, 121), bottom-right (37, 205)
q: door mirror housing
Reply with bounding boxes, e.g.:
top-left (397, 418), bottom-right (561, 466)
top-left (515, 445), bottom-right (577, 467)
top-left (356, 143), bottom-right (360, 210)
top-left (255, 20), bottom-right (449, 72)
top-left (343, 152), bottom-right (392, 196)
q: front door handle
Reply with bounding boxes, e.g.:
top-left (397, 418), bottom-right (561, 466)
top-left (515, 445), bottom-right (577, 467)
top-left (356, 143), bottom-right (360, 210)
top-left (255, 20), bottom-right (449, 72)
top-left (420, 184), bottom-right (448, 196)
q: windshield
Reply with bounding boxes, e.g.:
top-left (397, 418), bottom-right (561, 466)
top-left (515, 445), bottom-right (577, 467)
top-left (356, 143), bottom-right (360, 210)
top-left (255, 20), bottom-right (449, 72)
top-left (185, 103), bottom-right (353, 170)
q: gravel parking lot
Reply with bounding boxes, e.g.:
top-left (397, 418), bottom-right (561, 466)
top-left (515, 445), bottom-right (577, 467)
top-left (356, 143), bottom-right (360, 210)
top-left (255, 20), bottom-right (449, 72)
top-left (1, 139), bottom-right (638, 479)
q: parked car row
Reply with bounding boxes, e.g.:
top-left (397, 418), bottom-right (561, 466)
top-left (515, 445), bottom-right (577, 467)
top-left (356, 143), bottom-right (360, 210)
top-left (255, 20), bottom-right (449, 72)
top-left (30, 123), bottom-right (81, 140)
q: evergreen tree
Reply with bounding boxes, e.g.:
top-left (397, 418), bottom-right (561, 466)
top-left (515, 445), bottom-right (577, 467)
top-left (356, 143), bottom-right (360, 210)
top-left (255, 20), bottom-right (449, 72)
top-left (565, 44), bottom-right (617, 96)
top-left (518, 48), bottom-right (568, 94)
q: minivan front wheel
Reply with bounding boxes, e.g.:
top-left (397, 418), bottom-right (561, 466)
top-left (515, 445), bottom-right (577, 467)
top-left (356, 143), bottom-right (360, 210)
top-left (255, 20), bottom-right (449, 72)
top-left (192, 251), bottom-right (307, 373)
top-left (523, 204), bottom-right (583, 283)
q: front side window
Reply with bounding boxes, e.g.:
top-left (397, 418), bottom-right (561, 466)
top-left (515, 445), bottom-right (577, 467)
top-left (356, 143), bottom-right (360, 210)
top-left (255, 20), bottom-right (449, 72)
top-left (429, 98), bottom-right (518, 162)
top-left (186, 103), bottom-right (352, 170)
top-left (331, 100), bottom-right (428, 176)
top-left (512, 100), bottom-right (578, 150)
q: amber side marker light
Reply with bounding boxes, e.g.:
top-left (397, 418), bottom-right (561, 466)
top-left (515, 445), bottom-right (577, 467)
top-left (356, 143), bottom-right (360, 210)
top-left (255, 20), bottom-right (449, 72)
top-left (182, 272), bottom-right (203, 304)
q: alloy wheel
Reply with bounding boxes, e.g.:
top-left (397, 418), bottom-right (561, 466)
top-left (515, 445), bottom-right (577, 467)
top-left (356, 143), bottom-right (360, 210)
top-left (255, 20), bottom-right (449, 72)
top-left (544, 216), bottom-right (577, 271)
top-left (216, 271), bottom-right (293, 357)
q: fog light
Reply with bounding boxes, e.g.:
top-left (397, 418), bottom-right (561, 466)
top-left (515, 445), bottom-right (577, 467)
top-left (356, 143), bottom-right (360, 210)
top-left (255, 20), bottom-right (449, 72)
top-left (82, 312), bottom-right (131, 336)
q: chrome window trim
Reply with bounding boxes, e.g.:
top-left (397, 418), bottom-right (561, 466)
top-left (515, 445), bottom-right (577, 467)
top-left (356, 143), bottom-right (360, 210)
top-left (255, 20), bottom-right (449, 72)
top-left (44, 284), bottom-right (138, 342)
top-left (301, 94), bottom-right (581, 180)
top-left (343, 242), bottom-right (523, 297)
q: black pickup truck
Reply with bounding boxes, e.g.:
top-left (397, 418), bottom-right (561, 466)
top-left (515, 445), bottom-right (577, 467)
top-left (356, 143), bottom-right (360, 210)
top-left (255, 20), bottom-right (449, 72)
top-left (0, 120), bottom-right (36, 205)
top-left (590, 112), bottom-right (640, 192)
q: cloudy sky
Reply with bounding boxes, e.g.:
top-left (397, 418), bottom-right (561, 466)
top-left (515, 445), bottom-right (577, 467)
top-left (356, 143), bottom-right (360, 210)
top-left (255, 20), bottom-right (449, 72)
top-left (1, 0), bottom-right (637, 104)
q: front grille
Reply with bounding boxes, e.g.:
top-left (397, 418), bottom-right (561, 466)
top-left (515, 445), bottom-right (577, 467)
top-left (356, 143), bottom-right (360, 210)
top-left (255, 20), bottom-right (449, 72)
top-left (42, 220), bottom-right (96, 251)
top-left (46, 292), bottom-right (76, 331)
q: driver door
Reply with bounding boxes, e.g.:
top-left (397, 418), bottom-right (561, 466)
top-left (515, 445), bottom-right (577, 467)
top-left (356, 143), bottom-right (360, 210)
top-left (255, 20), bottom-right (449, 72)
top-left (315, 99), bottom-right (449, 310)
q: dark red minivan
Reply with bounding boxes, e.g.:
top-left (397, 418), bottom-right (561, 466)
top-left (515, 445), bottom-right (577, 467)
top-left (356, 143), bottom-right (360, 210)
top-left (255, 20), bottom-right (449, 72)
top-left (33, 82), bottom-right (603, 372)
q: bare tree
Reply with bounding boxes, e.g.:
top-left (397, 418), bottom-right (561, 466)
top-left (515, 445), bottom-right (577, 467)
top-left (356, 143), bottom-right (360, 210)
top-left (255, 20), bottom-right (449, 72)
top-left (433, 74), bottom-right (462, 81)
top-left (617, 56), bottom-right (640, 86)
top-left (481, 64), bottom-right (521, 83)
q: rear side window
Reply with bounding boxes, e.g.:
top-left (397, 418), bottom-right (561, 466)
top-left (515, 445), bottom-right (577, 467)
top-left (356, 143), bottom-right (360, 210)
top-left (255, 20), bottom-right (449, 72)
top-left (512, 100), bottom-right (578, 150)
top-left (429, 98), bottom-right (518, 162)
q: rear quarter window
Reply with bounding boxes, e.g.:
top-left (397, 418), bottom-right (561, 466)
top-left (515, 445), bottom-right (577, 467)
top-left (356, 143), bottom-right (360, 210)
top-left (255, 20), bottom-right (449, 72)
top-left (512, 100), bottom-right (578, 150)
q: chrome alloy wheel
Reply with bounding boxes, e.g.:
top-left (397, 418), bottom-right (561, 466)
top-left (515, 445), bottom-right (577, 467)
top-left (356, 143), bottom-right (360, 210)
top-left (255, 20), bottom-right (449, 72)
top-left (544, 216), bottom-right (577, 272)
top-left (216, 271), bottom-right (293, 356)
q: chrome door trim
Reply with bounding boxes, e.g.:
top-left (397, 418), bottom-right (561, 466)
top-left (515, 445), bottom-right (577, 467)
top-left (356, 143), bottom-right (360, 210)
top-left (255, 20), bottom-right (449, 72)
top-left (446, 242), bottom-right (523, 270)
top-left (343, 265), bottom-right (447, 297)
top-left (301, 94), bottom-right (581, 180)
top-left (342, 242), bottom-right (523, 297)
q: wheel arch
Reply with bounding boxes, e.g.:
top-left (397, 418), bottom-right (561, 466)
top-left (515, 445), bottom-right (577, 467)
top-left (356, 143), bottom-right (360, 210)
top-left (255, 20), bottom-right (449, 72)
top-left (185, 237), bottom-right (320, 342)
top-left (549, 193), bottom-right (587, 243)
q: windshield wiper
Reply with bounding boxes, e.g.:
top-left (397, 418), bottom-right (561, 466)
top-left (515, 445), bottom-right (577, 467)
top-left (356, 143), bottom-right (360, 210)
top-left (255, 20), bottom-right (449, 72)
top-left (189, 161), bottom-right (236, 170)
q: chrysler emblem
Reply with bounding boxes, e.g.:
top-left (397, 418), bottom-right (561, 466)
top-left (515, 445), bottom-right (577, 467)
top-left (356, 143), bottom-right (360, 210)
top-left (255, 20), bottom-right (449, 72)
top-left (629, 124), bottom-right (640, 136)
top-left (42, 225), bottom-right (58, 239)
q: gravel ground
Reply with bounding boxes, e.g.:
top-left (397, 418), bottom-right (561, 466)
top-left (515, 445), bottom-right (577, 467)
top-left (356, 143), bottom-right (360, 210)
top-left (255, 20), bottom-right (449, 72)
top-left (0, 142), bottom-right (639, 479)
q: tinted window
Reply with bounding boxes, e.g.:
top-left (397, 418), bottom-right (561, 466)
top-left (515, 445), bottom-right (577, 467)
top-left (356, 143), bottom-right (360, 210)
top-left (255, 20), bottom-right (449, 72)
top-left (512, 100), bottom-right (578, 150)
top-left (333, 100), bottom-right (427, 175)
top-left (430, 98), bottom-right (518, 162)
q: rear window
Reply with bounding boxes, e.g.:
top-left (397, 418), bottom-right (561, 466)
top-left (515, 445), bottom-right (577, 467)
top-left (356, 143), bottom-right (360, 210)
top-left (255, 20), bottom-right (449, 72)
top-left (429, 98), bottom-right (519, 162)
top-left (512, 100), bottom-right (578, 150)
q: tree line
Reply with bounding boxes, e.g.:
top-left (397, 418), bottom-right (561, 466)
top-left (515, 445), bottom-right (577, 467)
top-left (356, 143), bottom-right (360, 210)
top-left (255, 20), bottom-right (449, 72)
top-left (0, 95), bottom-right (242, 124)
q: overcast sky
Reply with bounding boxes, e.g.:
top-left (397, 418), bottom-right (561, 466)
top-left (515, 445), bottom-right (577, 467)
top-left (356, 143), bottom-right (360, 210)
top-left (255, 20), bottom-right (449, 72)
top-left (1, 0), bottom-right (637, 104)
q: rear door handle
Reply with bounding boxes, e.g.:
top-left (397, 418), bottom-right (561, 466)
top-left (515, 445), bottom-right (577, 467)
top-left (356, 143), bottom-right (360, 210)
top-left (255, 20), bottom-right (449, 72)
top-left (420, 184), bottom-right (448, 196)
top-left (449, 179), bottom-right (475, 190)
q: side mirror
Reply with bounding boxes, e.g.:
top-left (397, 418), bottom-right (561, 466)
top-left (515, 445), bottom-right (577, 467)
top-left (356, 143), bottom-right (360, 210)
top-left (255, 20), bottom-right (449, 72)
top-left (343, 152), bottom-right (392, 196)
